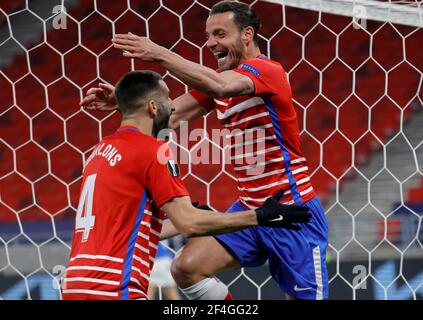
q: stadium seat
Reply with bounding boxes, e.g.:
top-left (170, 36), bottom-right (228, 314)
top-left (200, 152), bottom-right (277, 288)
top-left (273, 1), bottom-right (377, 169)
top-left (408, 177), bottom-right (423, 203)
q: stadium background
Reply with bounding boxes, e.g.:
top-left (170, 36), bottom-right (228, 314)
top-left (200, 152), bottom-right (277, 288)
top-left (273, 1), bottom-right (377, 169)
top-left (0, 0), bottom-right (422, 299)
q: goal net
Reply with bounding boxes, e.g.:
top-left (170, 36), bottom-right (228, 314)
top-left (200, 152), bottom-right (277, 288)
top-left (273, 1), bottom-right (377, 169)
top-left (0, 0), bottom-right (422, 300)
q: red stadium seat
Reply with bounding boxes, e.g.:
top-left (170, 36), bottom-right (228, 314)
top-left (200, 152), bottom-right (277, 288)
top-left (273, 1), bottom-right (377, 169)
top-left (408, 177), bottom-right (423, 203)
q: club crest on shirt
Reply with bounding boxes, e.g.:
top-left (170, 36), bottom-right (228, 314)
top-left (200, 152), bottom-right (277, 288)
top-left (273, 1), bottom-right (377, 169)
top-left (167, 159), bottom-right (180, 177)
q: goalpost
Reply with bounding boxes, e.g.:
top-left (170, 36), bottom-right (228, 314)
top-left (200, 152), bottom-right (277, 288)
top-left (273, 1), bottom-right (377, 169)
top-left (270, 0), bottom-right (422, 27)
top-left (0, 0), bottom-right (422, 300)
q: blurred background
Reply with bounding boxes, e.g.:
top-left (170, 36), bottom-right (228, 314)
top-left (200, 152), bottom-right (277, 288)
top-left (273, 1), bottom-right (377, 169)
top-left (0, 0), bottom-right (422, 299)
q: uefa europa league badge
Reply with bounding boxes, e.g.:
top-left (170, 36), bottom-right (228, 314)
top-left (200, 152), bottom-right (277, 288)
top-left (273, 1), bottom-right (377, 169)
top-left (167, 159), bottom-right (180, 177)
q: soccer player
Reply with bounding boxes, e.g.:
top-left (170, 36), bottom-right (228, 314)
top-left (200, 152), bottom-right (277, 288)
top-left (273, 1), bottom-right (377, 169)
top-left (65, 70), bottom-right (311, 300)
top-left (83, 1), bottom-right (328, 300)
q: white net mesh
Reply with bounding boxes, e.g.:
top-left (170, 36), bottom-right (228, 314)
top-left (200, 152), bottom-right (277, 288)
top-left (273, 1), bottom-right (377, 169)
top-left (0, 0), bottom-right (422, 300)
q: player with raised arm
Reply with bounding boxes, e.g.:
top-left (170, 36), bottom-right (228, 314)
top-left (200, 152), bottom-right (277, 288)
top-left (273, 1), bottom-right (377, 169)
top-left (81, 1), bottom-right (328, 300)
top-left (64, 70), bottom-right (311, 300)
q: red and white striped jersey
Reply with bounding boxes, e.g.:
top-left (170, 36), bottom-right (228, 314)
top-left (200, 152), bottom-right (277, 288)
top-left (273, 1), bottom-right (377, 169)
top-left (62, 126), bottom-right (188, 300)
top-left (190, 55), bottom-right (316, 208)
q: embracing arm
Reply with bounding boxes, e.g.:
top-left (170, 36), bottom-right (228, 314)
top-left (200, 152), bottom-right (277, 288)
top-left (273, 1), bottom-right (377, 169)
top-left (161, 196), bottom-right (257, 238)
top-left (80, 82), bottom-right (118, 111)
top-left (160, 190), bottom-right (312, 238)
top-left (79, 78), bottom-right (209, 126)
top-left (112, 34), bottom-right (254, 99)
top-left (159, 50), bottom-right (254, 99)
top-left (160, 218), bottom-right (179, 240)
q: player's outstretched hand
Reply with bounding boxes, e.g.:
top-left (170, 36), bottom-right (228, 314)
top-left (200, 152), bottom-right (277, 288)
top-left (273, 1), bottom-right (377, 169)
top-left (112, 32), bottom-right (163, 61)
top-left (80, 83), bottom-right (118, 112)
top-left (255, 190), bottom-right (312, 230)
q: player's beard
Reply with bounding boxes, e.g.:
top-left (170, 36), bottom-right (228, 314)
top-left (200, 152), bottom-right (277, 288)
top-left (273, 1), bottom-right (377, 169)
top-left (153, 104), bottom-right (171, 138)
top-left (219, 37), bottom-right (245, 71)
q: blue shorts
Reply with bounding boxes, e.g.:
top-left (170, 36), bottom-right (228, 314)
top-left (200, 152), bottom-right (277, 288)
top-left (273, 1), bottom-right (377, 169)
top-left (214, 197), bottom-right (329, 300)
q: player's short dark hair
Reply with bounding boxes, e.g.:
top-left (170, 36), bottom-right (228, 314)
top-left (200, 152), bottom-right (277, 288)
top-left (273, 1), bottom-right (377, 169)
top-left (115, 70), bottom-right (163, 116)
top-left (210, 1), bottom-right (261, 45)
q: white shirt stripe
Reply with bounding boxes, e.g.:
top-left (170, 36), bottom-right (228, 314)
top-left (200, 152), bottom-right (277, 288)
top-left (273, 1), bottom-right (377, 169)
top-left (141, 221), bottom-right (151, 228)
top-left (217, 97), bottom-right (264, 120)
top-left (70, 254), bottom-right (123, 263)
top-left (135, 243), bottom-right (149, 254)
top-left (296, 176), bottom-right (311, 185)
top-left (234, 157), bottom-right (284, 171)
top-left (239, 179), bottom-right (289, 192)
top-left (62, 289), bottom-right (118, 297)
top-left (291, 157), bottom-right (306, 164)
top-left (246, 169), bottom-right (308, 195)
top-left (230, 135), bottom-right (277, 149)
top-left (133, 255), bottom-right (150, 268)
top-left (292, 166), bottom-right (309, 175)
top-left (136, 233), bottom-right (158, 250)
top-left (128, 288), bottom-right (148, 298)
top-left (234, 158), bottom-right (306, 172)
top-left (239, 197), bottom-right (295, 206)
top-left (240, 196), bottom-right (270, 202)
top-left (64, 277), bottom-right (120, 286)
top-left (300, 186), bottom-right (314, 196)
top-left (66, 266), bottom-right (122, 274)
top-left (214, 99), bottom-right (228, 106)
top-left (138, 232), bottom-right (149, 240)
top-left (132, 266), bottom-right (149, 281)
top-left (227, 124), bottom-right (273, 138)
top-left (224, 112), bottom-right (269, 128)
top-left (130, 277), bottom-right (142, 287)
top-left (238, 168), bottom-right (286, 182)
top-left (231, 146), bottom-right (280, 161)
top-left (143, 210), bottom-right (164, 224)
top-left (150, 229), bottom-right (161, 238)
top-left (239, 176), bottom-right (311, 193)
top-left (283, 185), bottom-right (314, 196)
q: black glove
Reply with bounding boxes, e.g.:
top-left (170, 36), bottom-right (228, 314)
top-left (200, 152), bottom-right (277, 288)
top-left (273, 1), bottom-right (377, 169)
top-left (255, 190), bottom-right (312, 230)
top-left (192, 201), bottom-right (213, 211)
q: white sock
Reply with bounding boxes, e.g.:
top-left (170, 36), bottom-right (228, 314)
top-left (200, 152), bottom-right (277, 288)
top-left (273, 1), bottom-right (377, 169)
top-left (180, 277), bottom-right (231, 300)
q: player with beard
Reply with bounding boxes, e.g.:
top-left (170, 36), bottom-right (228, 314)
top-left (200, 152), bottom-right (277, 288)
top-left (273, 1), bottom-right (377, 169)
top-left (63, 70), bottom-right (311, 300)
top-left (82, 0), bottom-right (328, 301)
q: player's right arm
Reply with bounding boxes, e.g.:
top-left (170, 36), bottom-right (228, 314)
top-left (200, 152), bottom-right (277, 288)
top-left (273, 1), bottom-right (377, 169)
top-left (80, 82), bottom-right (118, 112)
top-left (80, 83), bottom-right (210, 130)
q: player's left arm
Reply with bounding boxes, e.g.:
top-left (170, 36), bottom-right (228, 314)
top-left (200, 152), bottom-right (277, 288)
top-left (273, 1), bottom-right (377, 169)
top-left (112, 33), bottom-right (254, 98)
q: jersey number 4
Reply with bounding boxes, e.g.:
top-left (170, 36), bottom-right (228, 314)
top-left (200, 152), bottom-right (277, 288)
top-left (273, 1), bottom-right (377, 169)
top-left (76, 174), bottom-right (96, 242)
